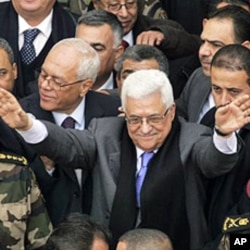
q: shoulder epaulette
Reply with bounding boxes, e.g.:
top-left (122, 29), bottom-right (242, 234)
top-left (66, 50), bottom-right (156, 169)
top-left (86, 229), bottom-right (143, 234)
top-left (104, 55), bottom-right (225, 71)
top-left (0, 152), bottom-right (28, 166)
top-left (223, 213), bottom-right (250, 233)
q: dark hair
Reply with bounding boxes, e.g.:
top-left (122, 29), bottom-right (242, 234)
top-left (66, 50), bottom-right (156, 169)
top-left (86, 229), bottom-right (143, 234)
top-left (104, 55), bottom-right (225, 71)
top-left (211, 44), bottom-right (250, 85)
top-left (118, 228), bottom-right (173, 250)
top-left (77, 10), bottom-right (123, 47)
top-left (207, 5), bottom-right (250, 43)
top-left (45, 213), bottom-right (111, 250)
top-left (0, 38), bottom-right (15, 64)
top-left (116, 44), bottom-right (169, 78)
top-left (209, 0), bottom-right (250, 13)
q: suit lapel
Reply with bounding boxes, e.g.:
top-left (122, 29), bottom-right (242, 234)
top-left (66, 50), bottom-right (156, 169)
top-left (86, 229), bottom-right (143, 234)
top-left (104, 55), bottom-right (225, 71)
top-left (191, 75), bottom-right (211, 122)
top-left (84, 91), bottom-right (105, 128)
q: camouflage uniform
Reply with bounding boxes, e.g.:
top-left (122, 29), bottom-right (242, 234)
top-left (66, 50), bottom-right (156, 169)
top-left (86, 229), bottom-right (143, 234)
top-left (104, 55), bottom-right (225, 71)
top-left (0, 152), bottom-right (53, 250)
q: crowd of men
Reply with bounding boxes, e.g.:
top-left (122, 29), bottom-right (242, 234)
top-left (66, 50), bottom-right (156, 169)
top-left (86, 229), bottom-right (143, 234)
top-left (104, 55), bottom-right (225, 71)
top-left (0, 0), bottom-right (250, 249)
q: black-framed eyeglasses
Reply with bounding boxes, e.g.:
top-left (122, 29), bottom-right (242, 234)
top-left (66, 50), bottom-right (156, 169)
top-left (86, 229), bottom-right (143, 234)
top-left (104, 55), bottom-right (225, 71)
top-left (106, 0), bottom-right (137, 12)
top-left (125, 108), bottom-right (170, 127)
top-left (39, 72), bottom-right (86, 90)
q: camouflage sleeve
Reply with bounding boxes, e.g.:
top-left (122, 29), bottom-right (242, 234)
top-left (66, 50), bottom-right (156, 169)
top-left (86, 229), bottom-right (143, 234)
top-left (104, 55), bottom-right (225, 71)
top-left (0, 160), bottom-right (52, 250)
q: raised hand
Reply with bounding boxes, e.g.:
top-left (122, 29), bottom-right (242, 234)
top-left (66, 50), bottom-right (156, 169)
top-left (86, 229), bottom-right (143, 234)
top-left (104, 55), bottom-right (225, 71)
top-left (0, 87), bottom-right (32, 130)
top-left (215, 94), bottom-right (250, 136)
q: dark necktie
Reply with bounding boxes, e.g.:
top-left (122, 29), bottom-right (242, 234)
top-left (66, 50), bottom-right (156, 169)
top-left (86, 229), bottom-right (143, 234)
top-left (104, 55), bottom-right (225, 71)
top-left (121, 40), bottom-right (129, 50)
top-left (20, 28), bottom-right (40, 64)
top-left (61, 117), bottom-right (75, 129)
top-left (136, 151), bottom-right (154, 207)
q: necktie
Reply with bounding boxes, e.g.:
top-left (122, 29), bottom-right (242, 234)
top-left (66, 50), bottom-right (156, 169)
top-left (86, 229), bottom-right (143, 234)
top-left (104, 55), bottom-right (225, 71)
top-left (121, 40), bottom-right (129, 50)
top-left (136, 151), bottom-right (154, 207)
top-left (20, 28), bottom-right (40, 64)
top-left (61, 117), bottom-right (75, 129)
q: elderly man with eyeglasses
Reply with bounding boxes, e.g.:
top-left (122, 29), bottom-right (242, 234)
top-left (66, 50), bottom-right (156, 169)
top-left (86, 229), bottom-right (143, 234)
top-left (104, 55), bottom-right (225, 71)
top-left (0, 69), bottom-right (250, 250)
top-left (18, 37), bottom-right (121, 227)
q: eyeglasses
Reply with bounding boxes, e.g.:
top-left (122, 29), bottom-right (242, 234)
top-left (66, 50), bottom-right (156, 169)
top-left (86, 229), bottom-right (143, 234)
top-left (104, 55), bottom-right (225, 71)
top-left (106, 0), bottom-right (137, 12)
top-left (39, 72), bottom-right (85, 90)
top-left (126, 108), bottom-right (170, 127)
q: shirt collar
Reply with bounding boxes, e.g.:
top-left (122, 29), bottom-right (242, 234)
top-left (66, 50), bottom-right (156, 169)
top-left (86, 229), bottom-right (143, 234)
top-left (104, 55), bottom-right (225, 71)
top-left (18, 9), bottom-right (53, 39)
top-left (52, 96), bottom-right (86, 129)
top-left (123, 31), bottom-right (134, 46)
top-left (97, 72), bottom-right (114, 90)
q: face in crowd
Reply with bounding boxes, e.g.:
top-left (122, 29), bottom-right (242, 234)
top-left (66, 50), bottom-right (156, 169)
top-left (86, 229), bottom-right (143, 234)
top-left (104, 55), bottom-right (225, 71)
top-left (0, 48), bottom-right (17, 92)
top-left (92, 0), bottom-right (138, 35)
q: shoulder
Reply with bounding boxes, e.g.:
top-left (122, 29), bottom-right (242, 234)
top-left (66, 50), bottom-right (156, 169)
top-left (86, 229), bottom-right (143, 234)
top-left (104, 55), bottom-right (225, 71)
top-left (88, 117), bottom-right (125, 137)
top-left (185, 67), bottom-right (209, 89)
top-left (53, 1), bottom-right (76, 26)
top-left (86, 90), bottom-right (121, 114)
top-left (87, 90), bottom-right (120, 104)
top-left (20, 92), bottom-right (42, 113)
top-left (0, 152), bottom-right (28, 167)
top-left (179, 116), bottom-right (212, 145)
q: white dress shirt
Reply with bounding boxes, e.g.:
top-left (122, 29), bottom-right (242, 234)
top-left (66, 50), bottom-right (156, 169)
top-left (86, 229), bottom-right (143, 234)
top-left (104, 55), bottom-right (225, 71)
top-left (18, 9), bottom-right (53, 56)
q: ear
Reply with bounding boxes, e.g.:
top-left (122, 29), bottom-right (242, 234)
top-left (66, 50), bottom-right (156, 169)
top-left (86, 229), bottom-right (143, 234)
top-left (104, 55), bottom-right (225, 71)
top-left (79, 79), bottom-right (94, 97)
top-left (242, 40), bottom-right (250, 49)
top-left (12, 63), bottom-right (18, 80)
top-left (170, 103), bottom-right (176, 122)
top-left (113, 45), bottom-right (124, 70)
top-left (202, 18), bottom-right (208, 28)
top-left (92, 0), bottom-right (101, 10)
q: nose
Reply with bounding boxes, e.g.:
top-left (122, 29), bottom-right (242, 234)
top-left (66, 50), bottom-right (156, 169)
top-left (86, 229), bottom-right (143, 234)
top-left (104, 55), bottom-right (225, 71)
top-left (140, 119), bottom-right (152, 133)
top-left (39, 76), bottom-right (53, 89)
top-left (220, 92), bottom-right (231, 106)
top-left (199, 42), bottom-right (211, 57)
top-left (118, 5), bottom-right (129, 17)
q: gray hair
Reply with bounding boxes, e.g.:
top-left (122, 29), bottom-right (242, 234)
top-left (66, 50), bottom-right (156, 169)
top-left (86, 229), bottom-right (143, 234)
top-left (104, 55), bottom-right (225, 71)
top-left (118, 228), bottom-right (173, 250)
top-left (0, 38), bottom-right (15, 64)
top-left (52, 38), bottom-right (100, 82)
top-left (78, 10), bottom-right (123, 48)
top-left (116, 45), bottom-right (169, 78)
top-left (121, 69), bottom-right (174, 111)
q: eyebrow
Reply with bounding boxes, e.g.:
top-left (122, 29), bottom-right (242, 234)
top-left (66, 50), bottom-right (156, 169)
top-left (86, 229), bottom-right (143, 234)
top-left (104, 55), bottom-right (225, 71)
top-left (122, 69), bottom-right (135, 74)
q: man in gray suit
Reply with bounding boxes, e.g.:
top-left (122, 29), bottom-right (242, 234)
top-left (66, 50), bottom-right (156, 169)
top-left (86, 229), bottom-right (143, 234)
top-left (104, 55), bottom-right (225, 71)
top-left (176, 5), bottom-right (250, 122)
top-left (0, 69), bottom-right (250, 250)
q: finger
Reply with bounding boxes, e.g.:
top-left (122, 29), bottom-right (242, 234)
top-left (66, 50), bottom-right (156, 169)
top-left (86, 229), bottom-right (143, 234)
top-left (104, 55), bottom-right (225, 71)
top-left (136, 33), bottom-right (143, 44)
top-left (232, 94), bottom-right (250, 107)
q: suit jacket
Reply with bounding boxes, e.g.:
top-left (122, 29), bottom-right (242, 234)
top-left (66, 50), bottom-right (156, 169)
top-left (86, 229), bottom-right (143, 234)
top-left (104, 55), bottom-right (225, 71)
top-left (29, 116), bottom-right (239, 249)
top-left (176, 67), bottom-right (211, 121)
top-left (175, 67), bottom-right (250, 249)
top-left (20, 91), bottom-right (121, 226)
top-left (0, 1), bottom-right (76, 99)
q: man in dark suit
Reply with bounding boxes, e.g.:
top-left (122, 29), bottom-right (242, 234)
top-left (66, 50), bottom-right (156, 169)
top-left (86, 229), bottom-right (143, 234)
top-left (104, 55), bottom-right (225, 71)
top-left (20, 38), bottom-right (121, 226)
top-left (176, 5), bottom-right (250, 122)
top-left (1, 69), bottom-right (250, 250)
top-left (0, 0), bottom-right (76, 98)
top-left (199, 45), bottom-right (250, 249)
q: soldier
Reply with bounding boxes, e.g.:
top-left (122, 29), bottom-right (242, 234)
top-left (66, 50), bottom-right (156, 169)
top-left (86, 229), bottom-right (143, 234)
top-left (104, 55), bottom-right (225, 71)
top-left (0, 152), bottom-right (52, 249)
top-left (0, 37), bottom-right (52, 249)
